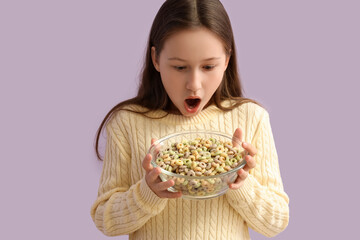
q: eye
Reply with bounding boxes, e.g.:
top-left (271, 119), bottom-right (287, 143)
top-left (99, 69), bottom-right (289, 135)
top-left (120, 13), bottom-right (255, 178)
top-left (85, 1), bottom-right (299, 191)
top-left (203, 65), bottom-right (215, 70)
top-left (173, 66), bottom-right (187, 71)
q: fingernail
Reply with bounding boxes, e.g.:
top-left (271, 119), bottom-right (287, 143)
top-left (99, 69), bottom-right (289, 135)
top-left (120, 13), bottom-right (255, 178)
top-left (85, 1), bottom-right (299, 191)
top-left (243, 142), bottom-right (247, 147)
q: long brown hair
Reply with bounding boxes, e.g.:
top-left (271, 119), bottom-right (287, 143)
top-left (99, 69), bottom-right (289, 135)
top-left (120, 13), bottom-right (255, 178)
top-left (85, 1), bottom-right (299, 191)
top-left (95, 0), bottom-right (261, 160)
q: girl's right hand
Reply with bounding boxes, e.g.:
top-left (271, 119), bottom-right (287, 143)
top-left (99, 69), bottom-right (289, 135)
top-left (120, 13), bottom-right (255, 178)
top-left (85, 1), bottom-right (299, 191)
top-left (142, 139), bottom-right (182, 198)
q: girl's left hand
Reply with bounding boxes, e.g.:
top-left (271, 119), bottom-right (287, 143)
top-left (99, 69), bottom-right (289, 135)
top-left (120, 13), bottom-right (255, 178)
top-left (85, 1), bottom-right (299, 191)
top-left (229, 128), bottom-right (257, 190)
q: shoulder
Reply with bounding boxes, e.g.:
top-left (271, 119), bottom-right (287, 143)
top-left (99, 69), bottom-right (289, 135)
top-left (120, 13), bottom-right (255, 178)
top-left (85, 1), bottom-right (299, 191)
top-left (229, 100), bottom-right (268, 119)
top-left (105, 104), bottom-right (146, 134)
top-left (246, 101), bottom-right (268, 118)
top-left (106, 104), bottom-right (166, 131)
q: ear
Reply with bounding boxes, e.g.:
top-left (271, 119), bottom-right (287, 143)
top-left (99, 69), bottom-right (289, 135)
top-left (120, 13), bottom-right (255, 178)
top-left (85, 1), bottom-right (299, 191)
top-left (151, 46), bottom-right (160, 72)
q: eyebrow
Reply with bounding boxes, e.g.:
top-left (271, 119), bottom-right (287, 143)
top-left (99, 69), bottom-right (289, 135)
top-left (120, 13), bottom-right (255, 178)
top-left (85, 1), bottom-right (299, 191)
top-left (167, 57), bottom-right (221, 62)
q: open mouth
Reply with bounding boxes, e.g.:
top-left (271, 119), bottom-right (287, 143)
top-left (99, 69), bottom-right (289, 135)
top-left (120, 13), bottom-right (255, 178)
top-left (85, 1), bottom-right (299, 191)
top-left (185, 98), bottom-right (201, 112)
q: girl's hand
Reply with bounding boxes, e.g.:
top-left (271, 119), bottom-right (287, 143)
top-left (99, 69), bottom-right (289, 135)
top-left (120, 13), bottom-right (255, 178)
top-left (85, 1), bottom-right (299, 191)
top-left (229, 128), bottom-right (257, 190)
top-left (142, 139), bottom-right (182, 198)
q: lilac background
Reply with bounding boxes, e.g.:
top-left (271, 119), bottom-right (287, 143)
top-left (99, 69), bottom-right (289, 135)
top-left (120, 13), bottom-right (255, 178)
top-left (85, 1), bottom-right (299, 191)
top-left (1, 0), bottom-right (359, 239)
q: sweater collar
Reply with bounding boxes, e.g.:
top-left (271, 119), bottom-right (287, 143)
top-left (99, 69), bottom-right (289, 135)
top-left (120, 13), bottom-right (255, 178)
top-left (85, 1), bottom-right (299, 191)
top-left (129, 104), bottom-right (222, 125)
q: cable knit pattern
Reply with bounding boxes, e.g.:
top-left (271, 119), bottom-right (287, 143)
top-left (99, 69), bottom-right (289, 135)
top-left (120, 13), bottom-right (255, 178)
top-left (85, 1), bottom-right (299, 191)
top-left (91, 101), bottom-right (289, 239)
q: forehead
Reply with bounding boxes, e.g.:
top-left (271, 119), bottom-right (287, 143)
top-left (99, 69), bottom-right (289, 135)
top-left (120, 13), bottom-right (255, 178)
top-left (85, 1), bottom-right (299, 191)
top-left (161, 28), bottom-right (226, 61)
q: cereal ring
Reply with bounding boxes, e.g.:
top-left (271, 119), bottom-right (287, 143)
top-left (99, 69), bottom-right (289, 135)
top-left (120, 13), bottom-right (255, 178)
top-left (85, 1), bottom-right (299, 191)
top-left (191, 161), bottom-right (197, 169)
top-left (176, 143), bottom-right (184, 149)
top-left (156, 158), bottom-right (163, 164)
top-left (216, 145), bottom-right (225, 152)
top-left (205, 163), bottom-right (212, 170)
top-left (175, 160), bottom-right (184, 166)
top-left (176, 177), bottom-right (185, 184)
top-left (195, 171), bottom-right (202, 176)
top-left (194, 166), bottom-right (202, 172)
top-left (212, 162), bottom-right (219, 168)
top-left (214, 159), bottom-right (221, 164)
top-left (220, 152), bottom-right (227, 158)
top-left (159, 162), bottom-right (166, 169)
top-left (198, 162), bottom-right (206, 168)
top-left (197, 191), bottom-right (206, 196)
top-left (200, 159), bottom-right (209, 163)
top-left (189, 179), bottom-right (199, 187)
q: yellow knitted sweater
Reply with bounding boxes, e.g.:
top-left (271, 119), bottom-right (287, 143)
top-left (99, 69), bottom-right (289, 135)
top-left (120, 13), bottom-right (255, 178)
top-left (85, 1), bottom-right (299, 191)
top-left (90, 102), bottom-right (289, 239)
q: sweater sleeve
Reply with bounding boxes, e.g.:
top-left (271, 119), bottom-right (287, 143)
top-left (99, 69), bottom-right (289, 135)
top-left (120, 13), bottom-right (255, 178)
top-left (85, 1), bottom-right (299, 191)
top-left (225, 109), bottom-right (289, 237)
top-left (90, 118), bottom-right (168, 236)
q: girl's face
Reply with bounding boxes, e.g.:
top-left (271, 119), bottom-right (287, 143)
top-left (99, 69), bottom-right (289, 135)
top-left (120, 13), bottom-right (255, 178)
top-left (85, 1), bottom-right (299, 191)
top-left (151, 28), bottom-right (229, 117)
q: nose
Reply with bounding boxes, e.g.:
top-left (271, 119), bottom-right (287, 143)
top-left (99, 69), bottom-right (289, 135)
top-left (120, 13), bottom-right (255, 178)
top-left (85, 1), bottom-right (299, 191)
top-left (185, 70), bottom-right (202, 92)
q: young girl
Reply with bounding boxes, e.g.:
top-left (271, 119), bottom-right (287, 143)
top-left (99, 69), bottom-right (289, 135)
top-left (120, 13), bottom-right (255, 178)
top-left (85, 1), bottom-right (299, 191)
top-left (91, 0), bottom-right (289, 239)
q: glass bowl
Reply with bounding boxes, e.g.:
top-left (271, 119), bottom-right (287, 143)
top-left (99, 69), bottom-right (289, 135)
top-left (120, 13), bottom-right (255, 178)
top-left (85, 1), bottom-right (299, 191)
top-left (148, 130), bottom-right (247, 200)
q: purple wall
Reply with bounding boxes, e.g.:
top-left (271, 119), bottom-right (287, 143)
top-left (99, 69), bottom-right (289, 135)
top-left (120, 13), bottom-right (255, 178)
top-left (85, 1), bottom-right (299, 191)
top-left (1, 0), bottom-right (359, 239)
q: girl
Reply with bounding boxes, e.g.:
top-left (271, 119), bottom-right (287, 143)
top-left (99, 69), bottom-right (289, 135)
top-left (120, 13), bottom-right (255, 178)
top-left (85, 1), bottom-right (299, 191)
top-left (91, 0), bottom-right (289, 239)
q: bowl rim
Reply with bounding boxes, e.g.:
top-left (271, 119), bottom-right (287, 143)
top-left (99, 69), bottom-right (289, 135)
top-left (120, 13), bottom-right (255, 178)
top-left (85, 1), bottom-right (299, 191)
top-left (148, 130), bottom-right (248, 179)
